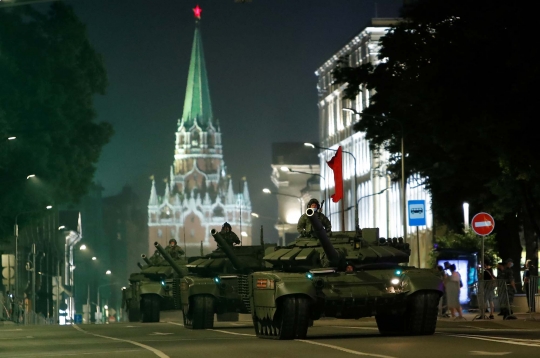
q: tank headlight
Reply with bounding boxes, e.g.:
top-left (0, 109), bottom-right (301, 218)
top-left (214, 277), bottom-right (221, 284)
top-left (161, 280), bottom-right (166, 286)
top-left (390, 278), bottom-right (400, 285)
top-left (395, 269), bottom-right (402, 275)
top-left (306, 272), bottom-right (313, 280)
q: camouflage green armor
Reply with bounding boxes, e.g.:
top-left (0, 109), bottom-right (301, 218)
top-left (249, 208), bottom-right (443, 340)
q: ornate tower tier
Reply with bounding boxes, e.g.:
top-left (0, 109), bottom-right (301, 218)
top-left (148, 6), bottom-right (251, 255)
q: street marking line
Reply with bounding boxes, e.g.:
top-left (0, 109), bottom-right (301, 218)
top-left (167, 322), bottom-right (184, 327)
top-left (296, 340), bottom-right (396, 358)
top-left (72, 324), bottom-right (169, 358)
top-left (329, 326), bottom-right (380, 331)
top-left (150, 332), bottom-right (174, 335)
top-left (445, 333), bottom-right (540, 347)
top-left (7, 349), bottom-right (142, 357)
top-left (208, 329), bottom-right (256, 337)
top-left (470, 351), bottom-right (511, 356)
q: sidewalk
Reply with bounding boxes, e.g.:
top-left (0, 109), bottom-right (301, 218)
top-left (439, 309), bottom-right (540, 327)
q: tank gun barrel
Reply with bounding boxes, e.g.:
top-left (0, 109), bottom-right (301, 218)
top-left (210, 229), bottom-right (245, 271)
top-left (137, 262), bottom-right (143, 270)
top-left (154, 242), bottom-right (184, 275)
top-left (141, 254), bottom-right (152, 266)
top-left (306, 208), bottom-right (342, 265)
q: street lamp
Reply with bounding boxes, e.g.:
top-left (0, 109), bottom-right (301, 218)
top-left (105, 270), bottom-right (111, 275)
top-left (281, 166), bottom-right (327, 208)
top-left (304, 142), bottom-right (358, 231)
top-left (80, 244), bottom-right (87, 250)
top-left (342, 107), bottom-right (407, 240)
top-left (262, 188), bottom-right (303, 214)
top-left (26, 174), bottom-right (35, 179)
top-left (14, 205), bottom-right (54, 300)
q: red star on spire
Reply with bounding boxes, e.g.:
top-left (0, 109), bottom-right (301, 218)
top-left (193, 5), bottom-right (202, 19)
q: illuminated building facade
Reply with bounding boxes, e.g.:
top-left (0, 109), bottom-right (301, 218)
top-left (315, 18), bottom-right (432, 266)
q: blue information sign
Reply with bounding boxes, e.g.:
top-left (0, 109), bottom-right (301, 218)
top-left (408, 200), bottom-right (426, 226)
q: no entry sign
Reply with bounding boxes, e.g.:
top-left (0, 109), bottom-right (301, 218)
top-left (471, 212), bottom-right (495, 236)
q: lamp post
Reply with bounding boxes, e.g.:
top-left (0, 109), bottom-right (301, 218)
top-left (262, 188), bottom-right (303, 214)
top-left (342, 107), bottom-right (407, 241)
top-left (14, 203), bottom-right (53, 301)
top-left (262, 189), bottom-right (303, 246)
top-left (305, 142), bottom-right (357, 231)
top-left (97, 278), bottom-right (114, 324)
top-left (280, 166), bottom-right (327, 210)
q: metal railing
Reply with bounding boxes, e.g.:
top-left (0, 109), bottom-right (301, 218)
top-left (473, 279), bottom-right (513, 320)
top-left (524, 275), bottom-right (538, 321)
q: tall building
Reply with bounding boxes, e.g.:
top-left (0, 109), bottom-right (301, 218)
top-left (315, 18), bottom-right (432, 267)
top-left (148, 8), bottom-right (251, 256)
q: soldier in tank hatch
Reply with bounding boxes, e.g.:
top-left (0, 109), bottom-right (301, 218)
top-left (297, 198), bottom-right (332, 238)
top-left (165, 238), bottom-right (185, 259)
top-left (219, 222), bottom-right (241, 246)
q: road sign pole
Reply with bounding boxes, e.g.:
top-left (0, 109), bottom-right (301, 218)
top-left (416, 226), bottom-right (420, 268)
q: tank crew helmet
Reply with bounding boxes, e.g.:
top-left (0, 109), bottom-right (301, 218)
top-left (307, 198), bottom-right (320, 209)
top-left (222, 222), bottom-right (232, 230)
top-left (169, 238), bottom-right (177, 245)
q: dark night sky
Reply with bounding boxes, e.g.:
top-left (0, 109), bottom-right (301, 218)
top-left (60, 0), bottom-right (403, 235)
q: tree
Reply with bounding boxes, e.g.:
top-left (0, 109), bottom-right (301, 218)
top-left (332, 0), bottom-right (539, 275)
top-left (0, 3), bottom-right (113, 239)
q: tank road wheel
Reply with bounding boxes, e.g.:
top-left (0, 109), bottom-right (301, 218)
top-left (141, 295), bottom-right (160, 323)
top-left (188, 295), bottom-right (215, 329)
top-left (376, 291), bottom-right (439, 336)
top-left (255, 295), bottom-right (309, 340)
top-left (216, 312), bottom-right (239, 322)
top-left (404, 291), bottom-right (439, 335)
top-left (127, 300), bottom-right (141, 322)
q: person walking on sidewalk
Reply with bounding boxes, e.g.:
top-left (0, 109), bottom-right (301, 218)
top-left (483, 261), bottom-right (496, 319)
top-left (500, 258), bottom-right (517, 320)
top-left (445, 264), bottom-right (465, 320)
top-left (522, 259), bottom-right (536, 313)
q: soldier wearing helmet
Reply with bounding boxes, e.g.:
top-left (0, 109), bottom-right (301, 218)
top-left (297, 198), bottom-right (331, 238)
top-left (165, 238), bottom-right (185, 259)
top-left (219, 222), bottom-right (241, 246)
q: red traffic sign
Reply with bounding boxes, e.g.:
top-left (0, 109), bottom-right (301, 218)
top-left (471, 212), bottom-right (495, 236)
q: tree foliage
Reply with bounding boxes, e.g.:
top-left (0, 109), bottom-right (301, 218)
top-left (332, 0), bottom-right (539, 262)
top-left (0, 3), bottom-right (113, 239)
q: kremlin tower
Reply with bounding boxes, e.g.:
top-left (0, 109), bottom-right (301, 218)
top-left (147, 6), bottom-right (252, 255)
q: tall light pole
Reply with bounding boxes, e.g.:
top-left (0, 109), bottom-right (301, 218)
top-left (305, 142), bottom-right (357, 231)
top-left (280, 166), bottom-right (327, 210)
top-left (262, 188), bottom-right (303, 246)
top-left (14, 201), bottom-right (52, 301)
top-left (343, 108), bottom-right (407, 241)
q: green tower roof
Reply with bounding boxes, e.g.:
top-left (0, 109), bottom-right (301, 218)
top-left (181, 21), bottom-right (214, 130)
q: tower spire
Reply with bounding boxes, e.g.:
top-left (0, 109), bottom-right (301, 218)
top-left (181, 5), bottom-right (214, 130)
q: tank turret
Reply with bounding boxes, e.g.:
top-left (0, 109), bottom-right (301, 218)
top-left (154, 242), bottom-right (186, 276)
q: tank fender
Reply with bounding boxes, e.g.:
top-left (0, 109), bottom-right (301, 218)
top-left (401, 269), bottom-right (444, 297)
top-left (140, 281), bottom-right (166, 297)
top-left (180, 277), bottom-right (219, 307)
top-left (251, 273), bottom-right (317, 321)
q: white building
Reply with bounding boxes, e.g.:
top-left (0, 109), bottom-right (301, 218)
top-left (315, 18), bottom-right (433, 267)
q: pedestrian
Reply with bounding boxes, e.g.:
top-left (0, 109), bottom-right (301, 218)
top-left (500, 258), bottom-right (517, 320)
top-left (436, 265), bottom-right (449, 317)
top-left (165, 238), bottom-right (185, 259)
top-left (297, 198), bottom-right (332, 238)
top-left (445, 264), bottom-right (465, 320)
top-left (496, 261), bottom-right (505, 316)
top-left (439, 261), bottom-right (451, 317)
top-left (219, 222), bottom-right (241, 246)
top-left (522, 259), bottom-right (536, 313)
top-left (482, 261), bottom-right (496, 319)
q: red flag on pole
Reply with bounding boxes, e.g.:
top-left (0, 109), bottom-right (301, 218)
top-left (327, 146), bottom-right (343, 203)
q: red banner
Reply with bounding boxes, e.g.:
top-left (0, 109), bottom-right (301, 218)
top-left (327, 146), bottom-right (343, 203)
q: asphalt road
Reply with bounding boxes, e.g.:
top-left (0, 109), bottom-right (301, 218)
top-left (1, 312), bottom-right (540, 358)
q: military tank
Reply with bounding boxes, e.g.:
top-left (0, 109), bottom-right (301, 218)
top-left (180, 228), bottom-right (275, 329)
top-left (122, 244), bottom-right (190, 323)
top-left (248, 208), bottom-right (444, 339)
